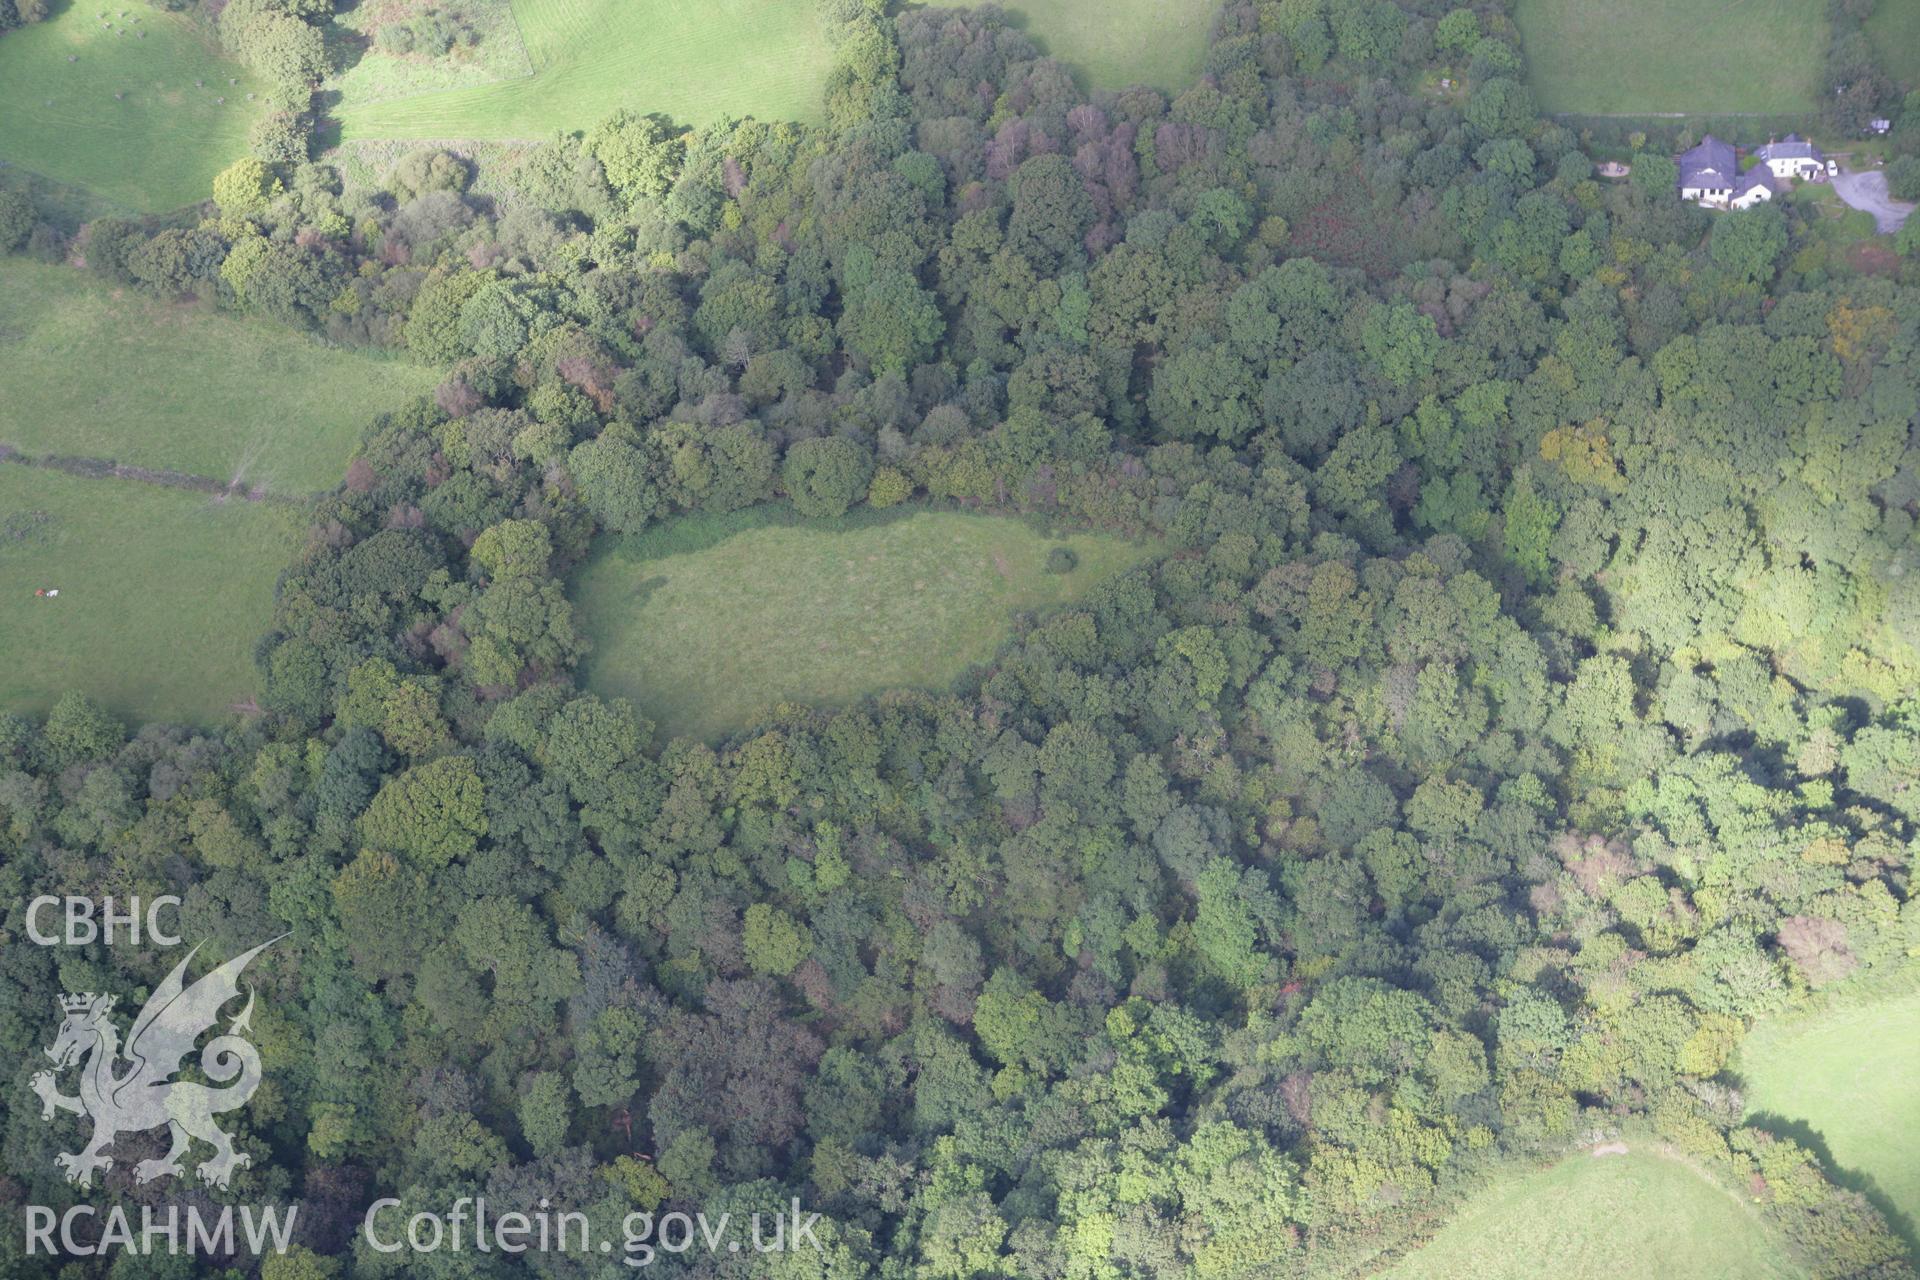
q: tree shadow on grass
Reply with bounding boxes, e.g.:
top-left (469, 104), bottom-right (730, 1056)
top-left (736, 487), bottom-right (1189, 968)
top-left (1744, 1108), bottom-right (1919, 1262)
top-left (605, 499), bottom-right (930, 564)
top-left (629, 574), bottom-right (666, 610)
top-left (567, 573), bottom-right (665, 717)
top-left (309, 88), bottom-right (344, 152)
top-left (323, 15), bottom-right (371, 80)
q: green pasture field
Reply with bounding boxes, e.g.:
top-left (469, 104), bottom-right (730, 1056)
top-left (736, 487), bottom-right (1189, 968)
top-left (572, 506), bottom-right (1158, 742)
top-left (1513, 0), bottom-right (1827, 116)
top-left (0, 2), bottom-right (262, 211)
top-left (1867, 0), bottom-right (1920, 86)
top-left (0, 465), bottom-right (300, 724)
top-left (0, 260), bottom-right (438, 493)
top-left (336, 0), bottom-right (833, 140)
top-left (1738, 973), bottom-right (1920, 1241)
top-left (1380, 1150), bottom-right (1805, 1280)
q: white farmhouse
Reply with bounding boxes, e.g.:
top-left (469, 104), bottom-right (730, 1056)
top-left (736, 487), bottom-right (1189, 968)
top-left (1750, 134), bottom-right (1826, 180)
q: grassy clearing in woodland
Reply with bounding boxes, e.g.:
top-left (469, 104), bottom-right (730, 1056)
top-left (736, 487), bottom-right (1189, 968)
top-left (326, 0), bottom-right (536, 106)
top-left (996, 0), bottom-right (1215, 90)
top-left (0, 3), bottom-right (262, 210)
top-left (1380, 1150), bottom-right (1805, 1280)
top-left (0, 260), bottom-right (438, 492)
top-left (572, 508), bottom-right (1158, 742)
top-left (0, 465), bottom-right (300, 724)
top-left (334, 0), bottom-right (1214, 142)
top-left (1512, 0), bottom-right (1827, 115)
top-left (1738, 976), bottom-right (1920, 1237)
top-left (336, 0), bottom-right (833, 139)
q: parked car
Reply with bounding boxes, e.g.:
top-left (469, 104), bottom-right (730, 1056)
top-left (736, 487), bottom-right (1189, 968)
top-left (1827, 159), bottom-right (1838, 177)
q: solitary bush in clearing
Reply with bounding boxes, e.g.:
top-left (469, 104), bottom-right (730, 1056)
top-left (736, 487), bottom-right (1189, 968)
top-left (387, 147), bottom-right (471, 202)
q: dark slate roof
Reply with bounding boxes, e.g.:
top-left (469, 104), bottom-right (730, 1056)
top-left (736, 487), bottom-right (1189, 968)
top-left (1677, 135), bottom-right (1738, 189)
top-left (1734, 166), bottom-right (1776, 195)
top-left (1752, 134), bottom-right (1823, 163)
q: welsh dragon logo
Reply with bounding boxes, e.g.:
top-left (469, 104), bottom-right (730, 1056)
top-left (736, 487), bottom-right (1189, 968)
top-left (30, 937), bottom-right (281, 1190)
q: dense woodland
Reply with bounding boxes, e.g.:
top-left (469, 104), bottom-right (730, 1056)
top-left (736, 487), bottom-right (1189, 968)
top-left (4, 0), bottom-right (1920, 1276)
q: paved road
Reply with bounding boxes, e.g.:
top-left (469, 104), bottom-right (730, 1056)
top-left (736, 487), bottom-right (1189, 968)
top-left (1832, 169), bottom-right (1915, 234)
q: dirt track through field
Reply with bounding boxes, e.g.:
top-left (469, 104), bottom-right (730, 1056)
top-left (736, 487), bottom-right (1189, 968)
top-left (0, 446), bottom-right (294, 505)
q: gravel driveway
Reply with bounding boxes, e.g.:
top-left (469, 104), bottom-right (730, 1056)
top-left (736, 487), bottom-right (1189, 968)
top-left (1832, 169), bottom-right (1915, 234)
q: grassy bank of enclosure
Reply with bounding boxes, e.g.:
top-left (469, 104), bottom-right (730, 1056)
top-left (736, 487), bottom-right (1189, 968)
top-left (1384, 973), bottom-right (1920, 1279)
top-left (337, 0), bottom-right (834, 140)
top-left (1513, 0), bottom-right (1826, 116)
top-left (0, 2), bottom-right (261, 210)
top-left (327, 0), bottom-right (536, 107)
top-left (572, 507), bottom-right (1158, 741)
top-left (1738, 974), bottom-right (1920, 1244)
top-left (1379, 1149), bottom-right (1805, 1280)
top-left (0, 465), bottom-right (300, 724)
top-left (337, 0), bottom-right (1217, 143)
top-left (993, 0), bottom-right (1214, 92)
top-left (0, 260), bottom-right (437, 493)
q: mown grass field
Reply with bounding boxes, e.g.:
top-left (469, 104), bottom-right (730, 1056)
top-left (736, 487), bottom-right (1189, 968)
top-left (1513, 0), bottom-right (1827, 115)
top-left (1380, 1150), bottom-right (1805, 1280)
top-left (0, 260), bottom-right (438, 492)
top-left (0, 465), bottom-right (300, 724)
top-left (1867, 0), bottom-right (1920, 87)
top-left (0, 2), bottom-right (262, 210)
top-left (993, 0), bottom-right (1214, 91)
top-left (572, 507), bottom-right (1158, 741)
top-left (337, 0), bottom-right (833, 140)
top-left (1738, 976), bottom-right (1920, 1241)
